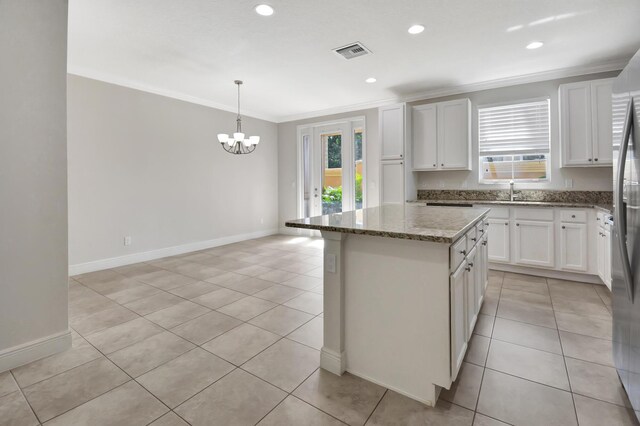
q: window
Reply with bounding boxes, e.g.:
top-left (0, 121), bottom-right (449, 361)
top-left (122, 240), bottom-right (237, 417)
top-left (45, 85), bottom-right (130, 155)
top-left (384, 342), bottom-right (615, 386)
top-left (478, 99), bottom-right (550, 182)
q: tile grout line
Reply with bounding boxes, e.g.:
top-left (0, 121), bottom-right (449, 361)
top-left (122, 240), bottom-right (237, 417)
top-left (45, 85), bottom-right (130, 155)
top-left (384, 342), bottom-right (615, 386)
top-left (9, 370), bottom-right (42, 425)
top-left (471, 271), bottom-right (504, 423)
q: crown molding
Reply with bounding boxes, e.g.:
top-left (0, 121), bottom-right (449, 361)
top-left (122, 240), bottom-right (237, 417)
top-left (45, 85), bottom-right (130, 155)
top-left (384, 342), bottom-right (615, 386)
top-left (67, 67), bottom-right (280, 123)
top-left (276, 58), bottom-right (628, 123)
top-left (69, 58), bottom-right (628, 125)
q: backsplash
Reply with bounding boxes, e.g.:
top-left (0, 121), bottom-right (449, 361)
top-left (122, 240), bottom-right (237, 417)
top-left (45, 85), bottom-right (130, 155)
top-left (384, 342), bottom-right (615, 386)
top-left (417, 189), bottom-right (613, 204)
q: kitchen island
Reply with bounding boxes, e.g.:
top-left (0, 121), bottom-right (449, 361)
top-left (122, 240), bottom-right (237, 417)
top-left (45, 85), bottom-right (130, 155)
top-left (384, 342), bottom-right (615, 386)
top-left (285, 204), bottom-right (490, 406)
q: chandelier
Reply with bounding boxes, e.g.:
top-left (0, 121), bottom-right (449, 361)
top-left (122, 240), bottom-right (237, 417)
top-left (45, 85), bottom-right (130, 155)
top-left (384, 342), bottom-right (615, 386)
top-left (217, 80), bottom-right (260, 155)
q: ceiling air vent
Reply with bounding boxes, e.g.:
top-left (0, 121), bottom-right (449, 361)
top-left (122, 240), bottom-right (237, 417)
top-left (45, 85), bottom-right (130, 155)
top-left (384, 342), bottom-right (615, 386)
top-left (333, 42), bottom-right (371, 60)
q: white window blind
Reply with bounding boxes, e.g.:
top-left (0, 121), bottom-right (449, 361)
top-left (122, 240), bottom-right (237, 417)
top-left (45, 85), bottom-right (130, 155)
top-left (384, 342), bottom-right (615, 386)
top-left (478, 99), bottom-right (550, 156)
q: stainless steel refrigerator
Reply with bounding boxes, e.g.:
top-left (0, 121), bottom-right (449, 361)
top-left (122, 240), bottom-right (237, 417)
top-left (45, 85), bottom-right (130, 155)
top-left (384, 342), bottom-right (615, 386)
top-left (613, 48), bottom-right (640, 416)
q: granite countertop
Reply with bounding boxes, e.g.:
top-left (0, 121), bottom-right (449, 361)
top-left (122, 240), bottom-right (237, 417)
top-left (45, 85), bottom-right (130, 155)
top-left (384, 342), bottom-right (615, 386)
top-left (285, 204), bottom-right (490, 244)
top-left (408, 199), bottom-right (612, 213)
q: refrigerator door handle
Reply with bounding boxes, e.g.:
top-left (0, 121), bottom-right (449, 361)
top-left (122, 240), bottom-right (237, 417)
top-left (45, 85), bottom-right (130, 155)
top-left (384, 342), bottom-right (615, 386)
top-left (615, 98), bottom-right (635, 301)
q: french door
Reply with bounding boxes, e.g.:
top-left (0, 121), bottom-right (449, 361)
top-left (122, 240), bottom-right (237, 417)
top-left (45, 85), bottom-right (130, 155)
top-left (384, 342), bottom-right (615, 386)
top-left (299, 119), bottom-right (365, 218)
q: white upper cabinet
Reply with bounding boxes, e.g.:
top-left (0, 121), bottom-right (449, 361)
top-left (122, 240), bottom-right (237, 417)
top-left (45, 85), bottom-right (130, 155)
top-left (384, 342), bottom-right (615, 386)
top-left (380, 103), bottom-right (405, 160)
top-left (411, 99), bottom-right (471, 171)
top-left (412, 104), bottom-right (438, 170)
top-left (560, 78), bottom-right (614, 167)
top-left (591, 79), bottom-right (614, 165)
top-left (438, 99), bottom-right (472, 170)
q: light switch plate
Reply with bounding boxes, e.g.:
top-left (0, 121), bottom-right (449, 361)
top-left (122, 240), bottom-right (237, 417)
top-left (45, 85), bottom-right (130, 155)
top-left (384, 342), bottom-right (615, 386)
top-left (326, 254), bottom-right (337, 273)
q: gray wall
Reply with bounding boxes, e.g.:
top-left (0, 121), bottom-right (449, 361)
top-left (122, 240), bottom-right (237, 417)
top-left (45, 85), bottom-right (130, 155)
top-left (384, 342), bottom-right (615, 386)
top-left (412, 72), bottom-right (619, 191)
top-left (0, 1), bottom-right (69, 355)
top-left (277, 108), bottom-right (379, 228)
top-left (67, 75), bottom-right (279, 267)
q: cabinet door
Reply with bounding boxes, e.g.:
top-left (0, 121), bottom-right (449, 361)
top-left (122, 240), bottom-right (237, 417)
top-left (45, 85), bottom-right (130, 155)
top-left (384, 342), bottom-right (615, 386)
top-left (477, 236), bottom-right (487, 308)
top-left (482, 235), bottom-right (489, 291)
top-left (597, 227), bottom-right (605, 281)
top-left (412, 104), bottom-right (438, 170)
top-left (560, 82), bottom-right (593, 166)
top-left (380, 160), bottom-right (404, 205)
top-left (450, 263), bottom-right (467, 381)
top-left (604, 228), bottom-right (612, 290)
top-left (466, 248), bottom-right (478, 340)
top-left (487, 219), bottom-right (510, 263)
top-left (591, 79), bottom-right (614, 166)
top-left (437, 99), bottom-right (471, 170)
top-left (559, 223), bottom-right (588, 272)
top-left (379, 104), bottom-right (405, 160)
top-left (514, 220), bottom-right (555, 268)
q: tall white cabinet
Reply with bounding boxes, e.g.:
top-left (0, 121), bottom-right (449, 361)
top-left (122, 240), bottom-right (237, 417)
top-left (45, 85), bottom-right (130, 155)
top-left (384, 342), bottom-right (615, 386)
top-left (412, 99), bottom-right (472, 171)
top-left (559, 78), bottom-right (614, 167)
top-left (379, 103), bottom-right (415, 204)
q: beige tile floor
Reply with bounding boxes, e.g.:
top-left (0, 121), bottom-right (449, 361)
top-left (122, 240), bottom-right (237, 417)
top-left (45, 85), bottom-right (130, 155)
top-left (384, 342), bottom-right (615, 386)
top-left (0, 235), bottom-right (638, 425)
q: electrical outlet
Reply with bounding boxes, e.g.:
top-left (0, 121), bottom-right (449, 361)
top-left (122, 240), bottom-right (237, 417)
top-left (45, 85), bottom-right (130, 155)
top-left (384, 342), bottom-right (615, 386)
top-left (124, 236), bottom-right (132, 246)
top-left (565, 179), bottom-right (573, 189)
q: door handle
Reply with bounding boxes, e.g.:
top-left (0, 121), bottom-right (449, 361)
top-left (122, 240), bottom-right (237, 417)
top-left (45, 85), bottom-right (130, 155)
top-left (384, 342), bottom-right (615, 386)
top-left (615, 97), bottom-right (635, 301)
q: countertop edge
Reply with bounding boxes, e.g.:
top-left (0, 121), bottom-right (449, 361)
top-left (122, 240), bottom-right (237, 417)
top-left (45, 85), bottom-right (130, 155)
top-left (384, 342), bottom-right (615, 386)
top-left (408, 199), bottom-right (612, 214)
top-left (285, 207), bottom-right (490, 244)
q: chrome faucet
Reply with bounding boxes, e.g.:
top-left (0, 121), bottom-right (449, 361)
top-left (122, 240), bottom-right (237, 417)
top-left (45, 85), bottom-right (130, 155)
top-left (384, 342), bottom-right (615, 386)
top-left (509, 180), bottom-right (518, 202)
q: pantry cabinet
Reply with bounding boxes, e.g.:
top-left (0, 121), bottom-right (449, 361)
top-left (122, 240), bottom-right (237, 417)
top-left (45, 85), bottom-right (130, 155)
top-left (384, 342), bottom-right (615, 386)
top-left (560, 78), bottom-right (614, 167)
top-left (412, 99), bottom-right (471, 171)
top-left (379, 103), bottom-right (416, 204)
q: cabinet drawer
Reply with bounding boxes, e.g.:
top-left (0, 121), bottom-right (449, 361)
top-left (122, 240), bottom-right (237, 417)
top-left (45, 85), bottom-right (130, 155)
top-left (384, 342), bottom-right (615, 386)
top-left (481, 206), bottom-right (509, 219)
top-left (560, 210), bottom-right (587, 223)
top-left (466, 227), bottom-right (478, 251)
top-left (513, 208), bottom-right (554, 221)
top-left (450, 237), bottom-right (467, 272)
top-left (596, 211), bottom-right (608, 225)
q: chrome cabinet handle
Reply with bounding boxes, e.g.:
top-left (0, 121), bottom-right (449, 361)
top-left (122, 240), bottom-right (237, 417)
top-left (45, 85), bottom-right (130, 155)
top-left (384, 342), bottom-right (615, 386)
top-left (460, 250), bottom-right (466, 255)
top-left (595, 158), bottom-right (599, 162)
top-left (562, 226), bottom-right (566, 229)
top-left (482, 241), bottom-right (488, 246)
top-left (468, 262), bottom-right (474, 267)
top-left (504, 222), bottom-right (508, 226)
top-left (471, 237), bottom-right (477, 242)
top-left (516, 223), bottom-right (520, 227)
top-left (571, 215), bottom-right (576, 218)
top-left (465, 266), bottom-right (471, 272)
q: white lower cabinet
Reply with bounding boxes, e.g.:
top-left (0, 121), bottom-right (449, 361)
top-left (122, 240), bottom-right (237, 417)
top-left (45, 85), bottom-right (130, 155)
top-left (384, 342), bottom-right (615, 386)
top-left (560, 222), bottom-right (588, 272)
top-left (604, 228), bottom-right (612, 289)
top-left (449, 220), bottom-right (488, 382)
top-left (596, 215), bottom-right (612, 289)
top-left (465, 247), bottom-right (478, 341)
top-left (450, 261), bottom-right (467, 381)
top-left (487, 219), bottom-right (510, 263)
top-left (513, 220), bottom-right (555, 268)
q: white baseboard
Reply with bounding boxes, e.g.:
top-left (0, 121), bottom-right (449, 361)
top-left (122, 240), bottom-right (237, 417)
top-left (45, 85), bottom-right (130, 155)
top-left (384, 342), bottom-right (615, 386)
top-left (69, 228), bottom-right (279, 276)
top-left (320, 348), bottom-right (346, 375)
top-left (0, 330), bottom-right (72, 373)
top-left (489, 263), bottom-right (604, 285)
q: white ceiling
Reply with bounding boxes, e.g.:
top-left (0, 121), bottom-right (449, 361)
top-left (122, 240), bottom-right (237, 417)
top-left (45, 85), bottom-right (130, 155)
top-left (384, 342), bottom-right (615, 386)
top-left (68, 0), bottom-right (640, 123)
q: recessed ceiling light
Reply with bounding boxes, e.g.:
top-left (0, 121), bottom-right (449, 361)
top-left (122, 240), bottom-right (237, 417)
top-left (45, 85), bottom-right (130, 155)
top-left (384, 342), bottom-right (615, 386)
top-left (365, 77), bottom-right (377, 83)
top-left (408, 24), bottom-right (425, 35)
top-left (526, 41), bottom-right (544, 49)
top-left (255, 4), bottom-right (274, 16)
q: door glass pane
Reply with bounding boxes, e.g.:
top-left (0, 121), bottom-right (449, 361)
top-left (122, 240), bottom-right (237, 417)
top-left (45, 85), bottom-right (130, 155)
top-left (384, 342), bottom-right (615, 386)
top-left (354, 127), bottom-right (364, 209)
top-left (322, 133), bottom-right (342, 214)
top-left (302, 134), bottom-right (311, 217)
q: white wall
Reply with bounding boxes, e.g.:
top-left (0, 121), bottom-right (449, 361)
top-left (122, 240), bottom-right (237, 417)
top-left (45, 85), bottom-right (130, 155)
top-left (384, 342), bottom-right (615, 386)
top-left (412, 72), bottom-right (618, 192)
top-left (277, 108), bottom-right (379, 228)
top-left (67, 75), bottom-right (279, 270)
top-left (0, 0), bottom-right (70, 370)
